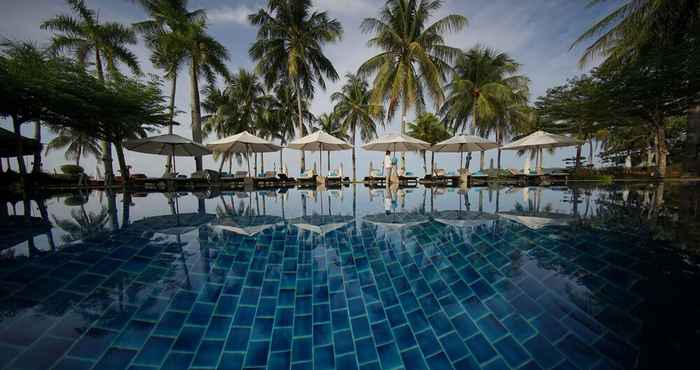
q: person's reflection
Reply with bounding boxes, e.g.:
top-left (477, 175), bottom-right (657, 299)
top-left (384, 184), bottom-right (400, 214)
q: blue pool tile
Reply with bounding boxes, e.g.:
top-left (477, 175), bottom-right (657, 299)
top-left (1, 313), bottom-right (55, 346)
top-left (371, 320), bottom-right (394, 345)
top-left (523, 334), bottom-right (564, 369)
top-left (172, 325), bottom-right (205, 352)
top-left (351, 315), bottom-right (371, 338)
top-left (557, 334), bottom-right (600, 370)
top-left (252, 317), bottom-right (274, 340)
top-left (476, 314), bottom-right (508, 341)
top-left (187, 302), bottom-right (214, 326)
top-left (400, 348), bottom-right (429, 370)
top-left (359, 361), bottom-right (381, 370)
top-left (294, 314), bottom-right (312, 336)
top-left (428, 311), bottom-right (454, 337)
top-left (482, 357), bottom-right (510, 370)
top-left (245, 340), bottom-right (270, 367)
top-left (385, 305), bottom-right (407, 327)
top-left (293, 337), bottom-right (312, 362)
top-left (217, 352), bottom-right (244, 370)
top-left (95, 348), bottom-right (138, 370)
top-left (366, 302), bottom-right (386, 323)
top-left (313, 303), bottom-right (331, 323)
top-left (593, 333), bottom-right (637, 368)
top-left (416, 330), bottom-right (442, 356)
top-left (502, 313), bottom-right (536, 342)
top-left (510, 293), bottom-right (544, 320)
top-left (271, 327), bottom-right (293, 351)
top-left (426, 352), bottom-right (454, 370)
top-left (153, 311), bottom-right (186, 337)
top-left (334, 329), bottom-right (355, 355)
top-left (355, 337), bottom-right (378, 364)
top-left (439, 332), bottom-right (469, 362)
top-left (313, 322), bottom-right (332, 346)
top-left (134, 297), bottom-right (169, 321)
top-left (377, 342), bottom-right (402, 370)
top-left (205, 315), bottom-right (232, 339)
top-left (392, 324), bottom-right (417, 350)
top-left (494, 335), bottom-right (531, 368)
top-left (53, 358), bottom-right (93, 370)
top-left (453, 356), bottom-right (480, 370)
top-left (114, 320), bottom-right (154, 348)
top-left (348, 298), bottom-right (366, 317)
top-left (134, 336), bottom-right (174, 366)
top-left (269, 350), bottom-right (291, 369)
top-left (451, 313), bottom-right (478, 339)
top-left (11, 336), bottom-right (73, 370)
top-left (463, 296), bottom-right (489, 320)
top-left (406, 309), bottom-right (430, 333)
top-left (314, 344), bottom-right (335, 370)
top-left (336, 353), bottom-right (359, 370)
top-left (192, 339), bottom-right (224, 367)
top-left (465, 333), bottom-right (497, 364)
top-left (233, 305), bottom-right (256, 326)
top-left (161, 352), bottom-right (194, 370)
top-left (332, 309), bottom-right (351, 330)
top-left (69, 327), bottom-right (118, 359)
top-left (531, 313), bottom-right (568, 343)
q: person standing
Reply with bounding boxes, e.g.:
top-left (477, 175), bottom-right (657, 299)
top-left (384, 150), bottom-right (393, 187)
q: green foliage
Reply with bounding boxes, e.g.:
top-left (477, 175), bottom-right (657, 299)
top-left (332, 73), bottom-right (384, 143)
top-left (358, 0), bottom-right (466, 124)
top-left (46, 127), bottom-right (101, 166)
top-left (314, 113), bottom-right (349, 142)
top-left (42, 0), bottom-right (140, 79)
top-left (60, 164), bottom-right (84, 175)
top-left (407, 113), bottom-right (451, 145)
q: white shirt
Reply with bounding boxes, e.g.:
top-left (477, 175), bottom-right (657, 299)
top-left (384, 155), bottom-right (392, 169)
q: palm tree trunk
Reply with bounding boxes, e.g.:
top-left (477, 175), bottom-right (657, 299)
top-left (400, 104), bottom-right (407, 171)
top-left (12, 116), bottom-right (27, 177)
top-left (422, 150), bottom-right (427, 175)
top-left (575, 144), bottom-right (582, 168)
top-left (219, 153), bottom-right (226, 173)
top-left (76, 142), bottom-right (82, 167)
top-left (295, 81), bottom-right (306, 173)
top-left (95, 49), bottom-right (114, 187)
top-left (352, 125), bottom-right (357, 181)
top-left (32, 121), bottom-right (41, 173)
top-left (327, 152), bottom-right (330, 172)
top-left (588, 138), bottom-right (594, 165)
top-left (190, 59), bottom-right (203, 172)
top-left (684, 102), bottom-right (700, 175)
top-left (656, 124), bottom-right (668, 177)
top-left (480, 151), bottom-right (485, 171)
top-left (166, 74), bottom-right (177, 173)
top-left (114, 142), bottom-right (130, 182)
top-left (496, 127), bottom-right (502, 171)
top-left (431, 151), bottom-right (435, 174)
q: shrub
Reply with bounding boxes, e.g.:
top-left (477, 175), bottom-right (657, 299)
top-left (60, 164), bottom-right (84, 175)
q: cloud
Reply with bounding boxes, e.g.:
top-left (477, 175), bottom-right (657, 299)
top-left (207, 4), bottom-right (256, 26)
top-left (313, 0), bottom-right (378, 17)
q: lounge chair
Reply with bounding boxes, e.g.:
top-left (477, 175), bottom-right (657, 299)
top-left (469, 170), bottom-right (490, 186)
top-left (297, 169), bottom-right (317, 188)
top-left (364, 169), bottom-right (386, 187)
top-left (254, 171), bottom-right (279, 188)
top-left (325, 168), bottom-right (348, 187)
top-left (397, 169), bottom-right (419, 187)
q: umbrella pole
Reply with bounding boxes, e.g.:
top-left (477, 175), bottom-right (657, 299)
top-left (319, 144), bottom-right (323, 176)
top-left (247, 144), bottom-right (251, 176)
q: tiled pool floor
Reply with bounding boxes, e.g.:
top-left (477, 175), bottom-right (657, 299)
top-left (0, 213), bottom-right (651, 370)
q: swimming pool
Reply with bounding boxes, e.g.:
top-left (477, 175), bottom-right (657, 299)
top-left (1, 184), bottom-right (699, 369)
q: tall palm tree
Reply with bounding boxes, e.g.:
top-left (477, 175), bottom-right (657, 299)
top-left (52, 206), bottom-right (110, 243)
top-left (332, 73), bottom-right (384, 181)
top-left (358, 0), bottom-right (466, 170)
top-left (42, 0), bottom-right (141, 185)
top-left (407, 112), bottom-right (451, 175)
top-left (249, 0), bottom-right (343, 173)
top-left (440, 45), bottom-right (529, 170)
top-left (572, 0), bottom-right (700, 174)
top-left (313, 112), bottom-right (349, 172)
top-left (135, 1), bottom-right (229, 171)
top-left (268, 82), bottom-right (312, 171)
top-left (134, 0), bottom-right (200, 173)
top-left (46, 127), bottom-right (101, 167)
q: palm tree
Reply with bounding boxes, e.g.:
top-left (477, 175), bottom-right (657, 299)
top-left (268, 82), bottom-right (312, 171)
top-left (45, 127), bottom-right (101, 167)
top-left (358, 0), bottom-right (466, 170)
top-left (134, 0), bottom-right (200, 173)
top-left (249, 0), bottom-right (343, 173)
top-left (332, 73), bottom-right (384, 181)
top-left (407, 112), bottom-right (451, 175)
top-left (572, 0), bottom-right (700, 174)
top-left (313, 112), bottom-right (349, 173)
top-left (440, 45), bottom-right (529, 170)
top-left (42, 0), bottom-right (141, 185)
top-left (52, 206), bottom-right (110, 243)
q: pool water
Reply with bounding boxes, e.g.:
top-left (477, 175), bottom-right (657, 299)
top-left (0, 184), bottom-right (699, 370)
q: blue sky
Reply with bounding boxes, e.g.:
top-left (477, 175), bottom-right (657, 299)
top-left (0, 0), bottom-right (614, 177)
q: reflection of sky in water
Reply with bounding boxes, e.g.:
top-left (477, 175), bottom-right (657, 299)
top-left (1, 184), bottom-right (699, 369)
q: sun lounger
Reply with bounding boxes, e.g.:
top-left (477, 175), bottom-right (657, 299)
top-left (297, 169), bottom-right (317, 188)
top-left (254, 171), bottom-right (279, 188)
top-left (364, 169), bottom-right (386, 186)
top-left (325, 168), bottom-right (349, 187)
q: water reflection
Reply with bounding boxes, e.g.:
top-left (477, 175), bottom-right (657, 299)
top-left (0, 183), bottom-right (699, 368)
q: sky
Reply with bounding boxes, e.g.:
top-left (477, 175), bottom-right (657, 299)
top-left (0, 0), bottom-right (615, 178)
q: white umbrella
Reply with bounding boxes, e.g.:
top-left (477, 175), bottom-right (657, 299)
top-left (500, 131), bottom-right (583, 174)
top-left (288, 131), bottom-right (352, 174)
top-left (206, 131), bottom-right (281, 175)
top-left (430, 135), bottom-right (498, 170)
top-left (362, 133), bottom-right (430, 173)
top-left (124, 134), bottom-right (211, 175)
top-left (289, 215), bottom-right (354, 235)
top-left (363, 212), bottom-right (431, 230)
top-left (498, 211), bottom-right (573, 230)
top-left (362, 133), bottom-right (430, 152)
